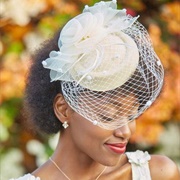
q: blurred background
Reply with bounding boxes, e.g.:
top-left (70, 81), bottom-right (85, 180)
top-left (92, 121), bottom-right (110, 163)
top-left (0, 0), bottom-right (180, 179)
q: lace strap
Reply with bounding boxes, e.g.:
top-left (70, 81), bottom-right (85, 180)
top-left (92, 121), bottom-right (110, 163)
top-left (126, 150), bottom-right (151, 180)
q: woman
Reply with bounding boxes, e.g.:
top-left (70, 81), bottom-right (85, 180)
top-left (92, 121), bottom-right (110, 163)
top-left (11, 0), bottom-right (180, 179)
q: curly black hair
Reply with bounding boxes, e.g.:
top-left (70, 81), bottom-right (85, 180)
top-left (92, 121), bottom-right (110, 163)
top-left (24, 30), bottom-right (63, 134)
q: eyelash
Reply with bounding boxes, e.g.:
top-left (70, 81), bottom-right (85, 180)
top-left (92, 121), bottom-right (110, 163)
top-left (128, 116), bottom-right (134, 121)
top-left (101, 116), bottom-right (113, 122)
top-left (105, 117), bottom-right (113, 122)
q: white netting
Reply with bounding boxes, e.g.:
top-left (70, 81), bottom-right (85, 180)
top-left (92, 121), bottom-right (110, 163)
top-left (61, 20), bottom-right (164, 130)
top-left (42, 0), bottom-right (164, 130)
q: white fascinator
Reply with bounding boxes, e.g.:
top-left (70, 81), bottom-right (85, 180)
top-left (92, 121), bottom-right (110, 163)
top-left (42, 0), bottom-right (164, 130)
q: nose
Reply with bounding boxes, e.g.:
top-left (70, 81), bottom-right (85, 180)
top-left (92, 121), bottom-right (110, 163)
top-left (113, 123), bottom-right (132, 140)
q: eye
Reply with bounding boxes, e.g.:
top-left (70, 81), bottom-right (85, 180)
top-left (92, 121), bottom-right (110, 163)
top-left (101, 115), bottom-right (113, 122)
top-left (105, 117), bottom-right (113, 122)
top-left (128, 115), bottom-right (134, 121)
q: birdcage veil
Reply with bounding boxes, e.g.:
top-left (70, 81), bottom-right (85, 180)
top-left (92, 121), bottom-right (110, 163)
top-left (42, 0), bottom-right (164, 130)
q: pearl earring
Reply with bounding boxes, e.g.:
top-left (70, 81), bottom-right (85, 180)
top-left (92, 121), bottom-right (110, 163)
top-left (62, 121), bottom-right (69, 129)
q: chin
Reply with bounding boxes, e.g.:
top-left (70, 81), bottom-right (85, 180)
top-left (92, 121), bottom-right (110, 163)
top-left (106, 161), bottom-right (118, 167)
top-left (100, 156), bottom-right (122, 167)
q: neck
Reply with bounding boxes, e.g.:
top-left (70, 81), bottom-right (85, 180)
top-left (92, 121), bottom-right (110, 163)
top-left (51, 133), bottom-right (106, 179)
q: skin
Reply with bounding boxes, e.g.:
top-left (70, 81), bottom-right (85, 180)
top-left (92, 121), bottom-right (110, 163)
top-left (32, 93), bottom-right (180, 180)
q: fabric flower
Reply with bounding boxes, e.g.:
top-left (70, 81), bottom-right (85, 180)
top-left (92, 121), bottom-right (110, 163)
top-left (42, 0), bottom-right (139, 91)
top-left (126, 150), bottom-right (151, 166)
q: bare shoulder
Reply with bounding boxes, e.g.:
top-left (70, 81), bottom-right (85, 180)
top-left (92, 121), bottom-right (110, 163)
top-left (149, 154), bottom-right (180, 180)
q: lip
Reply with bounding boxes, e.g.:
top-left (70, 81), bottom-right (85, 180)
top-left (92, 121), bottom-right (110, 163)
top-left (105, 143), bottom-right (127, 154)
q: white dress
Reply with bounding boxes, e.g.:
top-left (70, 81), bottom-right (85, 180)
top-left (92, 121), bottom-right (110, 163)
top-left (9, 150), bottom-right (151, 180)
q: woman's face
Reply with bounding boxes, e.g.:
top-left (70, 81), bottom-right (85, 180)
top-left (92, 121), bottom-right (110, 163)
top-left (67, 93), bottom-right (137, 166)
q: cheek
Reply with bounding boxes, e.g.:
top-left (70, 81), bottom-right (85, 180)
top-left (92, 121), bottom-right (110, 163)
top-left (70, 113), bottom-right (105, 151)
top-left (69, 114), bottom-right (117, 164)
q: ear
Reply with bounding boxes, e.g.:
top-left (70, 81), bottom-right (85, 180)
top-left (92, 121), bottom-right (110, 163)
top-left (53, 93), bottom-right (72, 123)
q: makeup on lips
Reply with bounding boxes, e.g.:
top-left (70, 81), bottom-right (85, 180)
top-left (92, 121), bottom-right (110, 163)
top-left (105, 143), bottom-right (127, 154)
